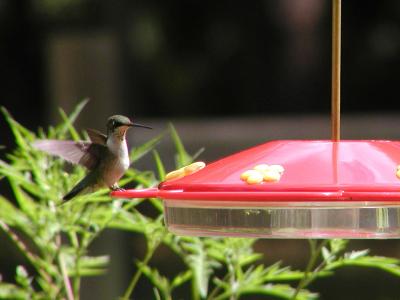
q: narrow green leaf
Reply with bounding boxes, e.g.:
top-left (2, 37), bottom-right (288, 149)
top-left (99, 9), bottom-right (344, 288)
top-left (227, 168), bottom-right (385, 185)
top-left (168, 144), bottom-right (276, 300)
top-left (329, 239), bottom-right (348, 254)
top-left (0, 161), bottom-right (37, 191)
top-left (169, 123), bottom-right (192, 168)
top-left (58, 109), bottom-right (81, 141)
top-left (192, 147), bottom-right (205, 162)
top-left (327, 255), bottom-right (400, 276)
top-left (1, 107), bottom-right (35, 149)
top-left (171, 270), bottom-right (192, 290)
top-left (238, 253), bottom-right (263, 267)
top-left (182, 238), bottom-right (221, 298)
top-left (153, 288), bottom-right (162, 300)
top-left (0, 196), bottom-right (30, 227)
top-left (240, 283), bottom-right (318, 300)
top-left (15, 266), bottom-right (31, 289)
top-left (68, 268), bottom-right (108, 277)
top-left (1, 111), bottom-right (48, 188)
top-left (137, 262), bottom-right (171, 298)
top-left (8, 180), bottom-right (37, 219)
top-left (63, 254), bottom-right (109, 277)
top-left (130, 133), bottom-right (164, 163)
top-left (322, 247), bottom-right (332, 263)
top-left (0, 283), bottom-right (29, 299)
top-left (152, 150), bottom-right (165, 181)
top-left (149, 198), bottom-right (164, 213)
top-left (57, 98), bottom-right (89, 138)
top-left (79, 255), bottom-right (109, 269)
top-left (344, 249), bottom-right (369, 260)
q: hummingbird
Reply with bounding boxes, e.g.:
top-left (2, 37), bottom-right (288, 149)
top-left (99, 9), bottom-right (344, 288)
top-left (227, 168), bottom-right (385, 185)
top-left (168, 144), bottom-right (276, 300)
top-left (33, 115), bottom-right (152, 201)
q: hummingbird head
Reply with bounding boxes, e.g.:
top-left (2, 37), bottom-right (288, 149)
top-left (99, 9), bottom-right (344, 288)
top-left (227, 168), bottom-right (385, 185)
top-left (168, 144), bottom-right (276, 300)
top-left (107, 115), bottom-right (152, 138)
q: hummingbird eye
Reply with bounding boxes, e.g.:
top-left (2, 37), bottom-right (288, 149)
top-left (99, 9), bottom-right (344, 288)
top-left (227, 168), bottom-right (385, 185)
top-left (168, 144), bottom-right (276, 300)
top-left (112, 120), bottom-right (124, 128)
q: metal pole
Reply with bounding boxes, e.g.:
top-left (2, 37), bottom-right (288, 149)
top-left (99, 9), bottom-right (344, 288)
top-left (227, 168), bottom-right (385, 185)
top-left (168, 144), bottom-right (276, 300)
top-left (331, 0), bottom-right (341, 140)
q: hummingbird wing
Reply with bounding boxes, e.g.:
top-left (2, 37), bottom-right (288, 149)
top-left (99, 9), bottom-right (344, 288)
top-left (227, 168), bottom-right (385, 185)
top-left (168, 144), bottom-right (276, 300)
top-left (86, 128), bottom-right (107, 145)
top-left (33, 140), bottom-right (106, 170)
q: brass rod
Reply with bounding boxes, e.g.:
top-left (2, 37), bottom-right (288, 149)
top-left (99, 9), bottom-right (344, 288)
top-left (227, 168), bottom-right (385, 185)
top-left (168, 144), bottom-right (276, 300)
top-left (331, 0), bottom-right (341, 140)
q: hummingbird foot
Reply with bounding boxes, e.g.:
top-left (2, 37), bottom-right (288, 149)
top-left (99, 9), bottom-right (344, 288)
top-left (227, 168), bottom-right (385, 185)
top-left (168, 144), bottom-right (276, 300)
top-left (110, 184), bottom-right (125, 192)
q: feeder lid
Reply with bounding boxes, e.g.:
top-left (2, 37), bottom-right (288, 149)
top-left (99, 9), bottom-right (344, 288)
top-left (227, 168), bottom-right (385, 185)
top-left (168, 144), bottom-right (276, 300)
top-left (112, 140), bottom-right (400, 202)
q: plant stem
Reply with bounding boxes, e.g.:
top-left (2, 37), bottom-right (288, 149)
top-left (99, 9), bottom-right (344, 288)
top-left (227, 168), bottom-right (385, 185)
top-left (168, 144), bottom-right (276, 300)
top-left (59, 252), bottom-right (75, 300)
top-left (121, 245), bottom-right (157, 300)
top-left (72, 203), bottom-right (99, 300)
top-left (0, 220), bottom-right (54, 287)
top-left (207, 274), bottom-right (229, 300)
top-left (0, 221), bottom-right (38, 269)
top-left (191, 276), bottom-right (200, 300)
top-left (291, 240), bottom-right (328, 300)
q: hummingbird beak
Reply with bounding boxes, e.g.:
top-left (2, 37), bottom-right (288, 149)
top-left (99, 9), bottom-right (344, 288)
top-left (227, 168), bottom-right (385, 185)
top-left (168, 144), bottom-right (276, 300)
top-left (129, 122), bottom-right (152, 129)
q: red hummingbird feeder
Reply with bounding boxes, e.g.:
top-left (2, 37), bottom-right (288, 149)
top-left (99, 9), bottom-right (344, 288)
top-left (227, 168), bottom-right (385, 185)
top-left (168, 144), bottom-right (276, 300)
top-left (112, 1), bottom-right (400, 238)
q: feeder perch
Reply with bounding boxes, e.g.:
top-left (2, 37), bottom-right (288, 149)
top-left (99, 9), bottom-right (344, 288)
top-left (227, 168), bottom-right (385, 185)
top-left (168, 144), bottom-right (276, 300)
top-left (112, 1), bottom-right (400, 238)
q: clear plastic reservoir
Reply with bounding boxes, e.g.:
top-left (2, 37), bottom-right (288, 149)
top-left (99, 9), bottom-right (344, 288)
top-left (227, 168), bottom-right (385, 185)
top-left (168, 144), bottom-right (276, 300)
top-left (164, 200), bottom-right (400, 239)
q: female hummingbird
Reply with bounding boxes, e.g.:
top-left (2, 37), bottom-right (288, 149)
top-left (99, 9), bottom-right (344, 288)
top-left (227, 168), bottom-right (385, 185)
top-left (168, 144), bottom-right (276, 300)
top-left (33, 115), bottom-right (151, 201)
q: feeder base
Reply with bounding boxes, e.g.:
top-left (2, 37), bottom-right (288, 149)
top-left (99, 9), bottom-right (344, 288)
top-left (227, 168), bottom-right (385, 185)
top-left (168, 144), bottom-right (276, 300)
top-left (164, 201), bottom-right (400, 239)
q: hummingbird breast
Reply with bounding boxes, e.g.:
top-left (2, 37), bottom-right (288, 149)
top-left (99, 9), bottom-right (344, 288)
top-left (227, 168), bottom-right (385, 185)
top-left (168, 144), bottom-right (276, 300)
top-left (100, 137), bottom-right (130, 187)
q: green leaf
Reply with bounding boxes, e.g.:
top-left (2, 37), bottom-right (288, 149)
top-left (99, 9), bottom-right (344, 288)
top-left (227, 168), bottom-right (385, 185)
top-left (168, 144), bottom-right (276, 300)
top-left (182, 238), bottom-right (221, 298)
top-left (329, 239), bottom-right (348, 254)
top-left (66, 255), bottom-right (109, 277)
top-left (8, 181), bottom-right (37, 220)
top-left (58, 109), bottom-right (81, 141)
top-left (240, 283), bottom-right (318, 300)
top-left (327, 255), bottom-right (400, 276)
top-left (137, 262), bottom-right (171, 299)
top-left (344, 249), bottom-right (369, 260)
top-left (130, 133), bottom-right (164, 163)
top-left (96, 209), bottom-right (151, 233)
top-left (0, 283), bottom-right (29, 300)
top-left (153, 288), bottom-right (162, 300)
top-left (57, 98), bottom-right (89, 139)
top-left (0, 161), bottom-right (37, 193)
top-left (15, 266), bottom-right (31, 289)
top-left (170, 270), bottom-right (192, 290)
top-left (0, 196), bottom-right (30, 227)
top-left (79, 255), bottom-right (109, 269)
top-left (152, 150), bottom-right (165, 181)
top-left (0, 107), bottom-right (35, 149)
top-left (169, 124), bottom-right (192, 168)
top-left (262, 262), bottom-right (318, 282)
top-left (322, 246), bottom-right (334, 263)
top-left (192, 147), bottom-right (205, 162)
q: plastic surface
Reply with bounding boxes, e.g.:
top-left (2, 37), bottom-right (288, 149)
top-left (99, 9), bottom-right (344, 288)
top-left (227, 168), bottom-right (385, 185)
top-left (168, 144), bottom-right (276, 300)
top-left (113, 140), bottom-right (400, 202)
top-left (112, 140), bottom-right (400, 238)
top-left (164, 200), bottom-right (400, 239)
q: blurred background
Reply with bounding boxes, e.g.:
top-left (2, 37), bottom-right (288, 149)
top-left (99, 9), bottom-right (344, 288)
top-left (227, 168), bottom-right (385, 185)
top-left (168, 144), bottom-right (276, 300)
top-left (1, 0), bottom-right (400, 299)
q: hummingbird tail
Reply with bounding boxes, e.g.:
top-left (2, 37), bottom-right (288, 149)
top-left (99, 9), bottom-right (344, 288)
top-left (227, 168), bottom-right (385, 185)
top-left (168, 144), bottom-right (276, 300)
top-left (63, 184), bottom-right (85, 201)
top-left (63, 174), bottom-right (94, 201)
top-left (63, 172), bottom-right (96, 201)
